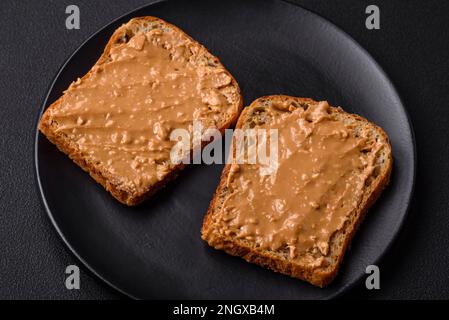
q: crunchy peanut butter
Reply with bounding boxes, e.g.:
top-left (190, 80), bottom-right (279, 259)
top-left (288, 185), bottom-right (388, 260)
top-left (49, 27), bottom-right (238, 192)
top-left (218, 101), bottom-right (377, 263)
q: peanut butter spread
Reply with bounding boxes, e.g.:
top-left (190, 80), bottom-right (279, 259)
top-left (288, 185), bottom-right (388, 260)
top-left (218, 101), bottom-right (378, 264)
top-left (48, 27), bottom-right (238, 192)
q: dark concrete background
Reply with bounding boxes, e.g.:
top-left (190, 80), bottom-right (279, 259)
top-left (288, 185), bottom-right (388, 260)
top-left (1, 0), bottom-right (448, 299)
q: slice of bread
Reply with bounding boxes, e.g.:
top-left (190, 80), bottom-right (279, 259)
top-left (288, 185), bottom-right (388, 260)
top-left (39, 17), bottom-right (243, 206)
top-left (201, 95), bottom-right (392, 287)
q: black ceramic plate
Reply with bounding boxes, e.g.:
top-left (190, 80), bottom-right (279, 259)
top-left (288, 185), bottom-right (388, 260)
top-left (35, 0), bottom-right (415, 299)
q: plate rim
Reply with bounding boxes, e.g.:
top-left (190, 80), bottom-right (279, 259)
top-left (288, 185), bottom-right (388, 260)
top-left (33, 0), bottom-right (416, 300)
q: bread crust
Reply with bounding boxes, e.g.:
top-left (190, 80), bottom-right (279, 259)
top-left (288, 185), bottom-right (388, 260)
top-left (39, 16), bottom-right (243, 206)
top-left (201, 95), bottom-right (393, 287)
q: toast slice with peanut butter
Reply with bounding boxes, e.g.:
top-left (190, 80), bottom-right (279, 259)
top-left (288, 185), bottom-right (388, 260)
top-left (201, 95), bottom-right (392, 287)
top-left (39, 17), bottom-right (243, 206)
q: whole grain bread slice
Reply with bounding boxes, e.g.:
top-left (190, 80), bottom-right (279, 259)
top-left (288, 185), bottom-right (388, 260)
top-left (39, 17), bottom-right (243, 206)
top-left (201, 95), bottom-right (392, 287)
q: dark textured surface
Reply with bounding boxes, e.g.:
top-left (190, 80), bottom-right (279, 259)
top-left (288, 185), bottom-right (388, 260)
top-left (35, 0), bottom-right (414, 299)
top-left (0, 0), bottom-right (448, 299)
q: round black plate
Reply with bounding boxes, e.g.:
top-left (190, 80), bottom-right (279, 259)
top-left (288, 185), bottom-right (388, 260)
top-left (35, 0), bottom-right (415, 299)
